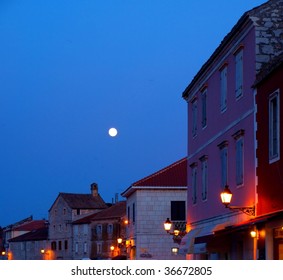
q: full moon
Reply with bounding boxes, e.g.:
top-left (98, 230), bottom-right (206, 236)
top-left (108, 127), bottom-right (118, 137)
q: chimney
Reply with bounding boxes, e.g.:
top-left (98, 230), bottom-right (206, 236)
top-left (91, 183), bottom-right (98, 197)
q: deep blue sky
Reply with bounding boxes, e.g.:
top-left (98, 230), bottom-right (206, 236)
top-left (0, 0), bottom-right (266, 226)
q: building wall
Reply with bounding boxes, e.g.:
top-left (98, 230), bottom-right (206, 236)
top-left (256, 63), bottom-right (283, 215)
top-left (9, 240), bottom-right (48, 260)
top-left (186, 26), bottom-right (257, 223)
top-left (72, 223), bottom-right (92, 260)
top-left (91, 218), bottom-right (127, 260)
top-left (48, 197), bottom-right (73, 259)
top-left (126, 189), bottom-right (187, 260)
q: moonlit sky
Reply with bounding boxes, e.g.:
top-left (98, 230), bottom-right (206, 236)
top-left (0, 0), bottom-right (266, 226)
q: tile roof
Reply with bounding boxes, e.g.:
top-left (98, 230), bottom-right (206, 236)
top-left (13, 220), bottom-right (47, 231)
top-left (56, 192), bottom-right (107, 210)
top-left (73, 201), bottom-right (126, 224)
top-left (121, 157), bottom-right (187, 197)
top-left (8, 227), bottom-right (48, 242)
top-left (132, 157), bottom-right (187, 187)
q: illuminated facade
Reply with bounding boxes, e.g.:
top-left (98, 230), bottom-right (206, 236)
top-left (182, 0), bottom-right (283, 259)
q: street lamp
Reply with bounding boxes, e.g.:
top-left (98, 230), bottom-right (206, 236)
top-left (164, 218), bottom-right (172, 232)
top-left (163, 218), bottom-right (187, 244)
top-left (220, 185), bottom-right (255, 216)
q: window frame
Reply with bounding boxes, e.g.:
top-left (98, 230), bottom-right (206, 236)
top-left (200, 155), bottom-right (208, 201)
top-left (220, 64), bottom-right (228, 112)
top-left (269, 90), bottom-right (280, 163)
top-left (192, 98), bottom-right (198, 137)
top-left (190, 162), bottom-right (198, 204)
top-left (235, 47), bottom-right (243, 99)
top-left (218, 141), bottom-right (228, 188)
top-left (201, 88), bottom-right (207, 128)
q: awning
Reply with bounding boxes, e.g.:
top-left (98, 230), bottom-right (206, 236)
top-left (180, 223), bottom-right (230, 255)
top-left (178, 228), bottom-right (202, 255)
top-left (214, 210), bottom-right (283, 235)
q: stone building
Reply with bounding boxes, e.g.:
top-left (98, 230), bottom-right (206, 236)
top-left (121, 157), bottom-right (187, 260)
top-left (48, 183), bottom-right (107, 259)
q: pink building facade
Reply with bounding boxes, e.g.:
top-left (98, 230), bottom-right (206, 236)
top-left (182, 0), bottom-right (283, 259)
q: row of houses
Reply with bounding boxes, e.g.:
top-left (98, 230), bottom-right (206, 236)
top-left (0, 160), bottom-right (188, 260)
top-left (1, 0), bottom-right (283, 260)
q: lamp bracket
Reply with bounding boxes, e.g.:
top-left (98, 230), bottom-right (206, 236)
top-left (228, 205), bottom-right (255, 216)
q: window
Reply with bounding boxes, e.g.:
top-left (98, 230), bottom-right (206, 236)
top-left (127, 206), bottom-right (130, 223)
top-left (83, 224), bottom-right (88, 235)
top-left (233, 130), bottom-right (244, 186)
top-left (51, 241), bottom-right (56, 251)
top-left (97, 242), bottom-right (102, 254)
top-left (96, 225), bottom-right (102, 235)
top-left (171, 201), bottom-right (186, 221)
top-left (75, 242), bottom-right (78, 253)
top-left (192, 98), bottom-right (197, 136)
top-left (235, 48), bottom-right (243, 99)
top-left (132, 203), bottom-right (135, 223)
top-left (64, 240), bottom-right (68, 250)
top-left (190, 163), bottom-right (197, 204)
top-left (58, 241), bottom-right (62, 251)
top-left (84, 242), bottom-right (87, 254)
top-left (219, 141), bottom-right (228, 188)
top-left (201, 88), bottom-right (207, 128)
top-left (200, 155), bottom-right (208, 200)
top-left (107, 224), bottom-right (113, 235)
top-left (269, 90), bottom-right (280, 162)
top-left (74, 225), bottom-right (78, 236)
top-left (220, 65), bottom-right (227, 111)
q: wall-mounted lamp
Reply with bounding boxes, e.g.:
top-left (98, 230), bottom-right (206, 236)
top-left (164, 218), bottom-right (187, 244)
top-left (40, 249), bottom-right (45, 254)
top-left (250, 230), bottom-right (258, 238)
top-left (220, 185), bottom-right (255, 216)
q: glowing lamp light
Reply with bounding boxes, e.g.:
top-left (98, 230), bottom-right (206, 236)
top-left (117, 238), bottom-right (123, 244)
top-left (110, 245), bottom-right (115, 251)
top-left (164, 218), bottom-right (172, 232)
top-left (173, 229), bottom-right (180, 236)
top-left (220, 185), bottom-right (232, 207)
top-left (171, 247), bottom-right (179, 254)
top-left (220, 185), bottom-right (255, 216)
top-left (250, 230), bottom-right (257, 238)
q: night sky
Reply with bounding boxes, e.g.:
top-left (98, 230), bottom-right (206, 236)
top-left (0, 0), bottom-right (266, 226)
